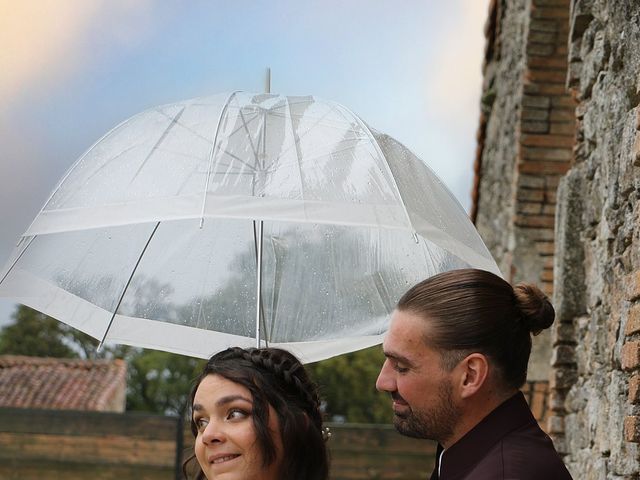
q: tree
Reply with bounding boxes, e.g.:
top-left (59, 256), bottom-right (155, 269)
top-left (308, 346), bottom-right (392, 424)
top-left (0, 305), bottom-right (97, 358)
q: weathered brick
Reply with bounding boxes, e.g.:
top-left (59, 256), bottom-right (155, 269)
top-left (551, 344), bottom-right (575, 366)
top-left (548, 390), bottom-right (566, 413)
top-left (518, 174), bottom-right (546, 189)
top-left (522, 109), bottom-right (551, 121)
top-left (517, 202), bottom-right (543, 215)
top-left (527, 69), bottom-right (568, 84)
top-left (517, 188), bottom-right (545, 202)
top-left (549, 121), bottom-right (576, 135)
top-left (552, 323), bottom-right (576, 344)
top-left (528, 56), bottom-right (567, 68)
top-left (530, 388), bottom-right (548, 421)
top-left (550, 109), bottom-right (576, 121)
top-left (627, 272), bottom-right (640, 301)
top-left (530, 30), bottom-right (557, 44)
top-left (541, 281), bottom-right (554, 296)
top-left (527, 43), bottom-right (555, 56)
top-left (630, 374), bottom-right (640, 404)
top-left (624, 416), bottom-right (640, 442)
top-left (523, 146), bottom-right (573, 161)
top-left (636, 107), bottom-right (640, 130)
top-left (547, 415), bottom-right (565, 434)
top-left (530, 18), bottom-right (558, 32)
top-left (536, 241), bottom-right (556, 255)
top-left (533, 0), bottom-right (571, 6)
top-left (541, 267), bottom-right (555, 282)
top-left (545, 175), bottom-right (562, 188)
top-left (622, 341), bottom-right (640, 371)
top-left (525, 82), bottom-right (571, 95)
top-left (532, 6), bottom-right (570, 19)
top-left (549, 368), bottom-right (577, 390)
top-left (543, 204), bottom-right (557, 215)
top-left (519, 161), bottom-right (571, 174)
top-left (523, 95), bottom-right (552, 109)
top-left (521, 134), bottom-right (574, 148)
top-left (551, 96), bottom-right (576, 108)
top-left (546, 189), bottom-right (558, 202)
top-left (522, 120), bottom-right (550, 133)
top-left (514, 214), bottom-right (556, 228)
top-left (625, 304), bottom-right (640, 336)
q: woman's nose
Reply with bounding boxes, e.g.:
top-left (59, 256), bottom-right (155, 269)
top-left (201, 421), bottom-right (225, 445)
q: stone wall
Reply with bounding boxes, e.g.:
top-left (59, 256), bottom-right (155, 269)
top-left (475, 0), bottom-right (640, 478)
top-left (552, 0), bottom-right (640, 477)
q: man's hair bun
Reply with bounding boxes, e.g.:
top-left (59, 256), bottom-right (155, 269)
top-left (513, 283), bottom-right (555, 335)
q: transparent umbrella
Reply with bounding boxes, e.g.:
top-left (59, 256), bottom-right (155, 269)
top-left (0, 92), bottom-right (499, 363)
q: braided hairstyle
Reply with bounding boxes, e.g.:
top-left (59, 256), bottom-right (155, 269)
top-left (183, 347), bottom-right (329, 480)
top-left (398, 268), bottom-right (555, 391)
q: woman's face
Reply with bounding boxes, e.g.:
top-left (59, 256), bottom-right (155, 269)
top-left (192, 374), bottom-right (282, 480)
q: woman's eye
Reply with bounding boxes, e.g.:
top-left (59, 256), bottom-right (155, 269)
top-left (194, 417), bottom-right (208, 431)
top-left (227, 408), bottom-right (249, 421)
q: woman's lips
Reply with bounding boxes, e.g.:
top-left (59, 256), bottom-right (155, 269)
top-left (209, 453), bottom-right (241, 465)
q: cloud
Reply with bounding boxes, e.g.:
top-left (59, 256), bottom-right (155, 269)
top-left (0, 0), bottom-right (154, 111)
top-left (426, 0), bottom-right (491, 123)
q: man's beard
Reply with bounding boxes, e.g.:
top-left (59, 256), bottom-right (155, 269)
top-left (392, 380), bottom-right (459, 444)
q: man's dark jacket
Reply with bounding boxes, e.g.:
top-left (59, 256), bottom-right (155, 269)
top-left (430, 392), bottom-right (572, 479)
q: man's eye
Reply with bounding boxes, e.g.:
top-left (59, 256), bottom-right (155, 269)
top-left (394, 364), bottom-right (409, 373)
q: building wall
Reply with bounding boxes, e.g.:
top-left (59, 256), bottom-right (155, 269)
top-left (476, 0), bottom-right (640, 478)
top-left (552, 0), bottom-right (640, 477)
top-left (474, 0), bottom-right (575, 383)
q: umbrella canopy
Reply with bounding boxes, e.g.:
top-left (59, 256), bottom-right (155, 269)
top-left (0, 92), bottom-right (499, 363)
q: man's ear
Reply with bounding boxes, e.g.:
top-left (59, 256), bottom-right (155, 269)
top-left (457, 353), bottom-right (489, 399)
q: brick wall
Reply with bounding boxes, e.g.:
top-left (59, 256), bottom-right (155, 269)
top-left (474, 0), bottom-right (575, 383)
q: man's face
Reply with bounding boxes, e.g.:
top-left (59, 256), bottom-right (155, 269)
top-left (376, 309), bottom-right (461, 445)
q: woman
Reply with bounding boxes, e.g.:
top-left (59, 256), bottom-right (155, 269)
top-left (183, 347), bottom-right (330, 480)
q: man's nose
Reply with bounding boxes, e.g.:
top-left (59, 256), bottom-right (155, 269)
top-left (375, 359), bottom-right (395, 392)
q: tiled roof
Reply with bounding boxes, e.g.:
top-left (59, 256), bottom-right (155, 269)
top-left (0, 355), bottom-right (126, 412)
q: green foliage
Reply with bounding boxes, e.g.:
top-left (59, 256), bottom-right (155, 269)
top-left (123, 347), bottom-right (204, 416)
top-left (308, 346), bottom-right (392, 424)
top-left (0, 305), bottom-right (97, 358)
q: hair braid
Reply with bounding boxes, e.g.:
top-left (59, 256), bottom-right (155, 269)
top-left (243, 348), bottom-right (323, 430)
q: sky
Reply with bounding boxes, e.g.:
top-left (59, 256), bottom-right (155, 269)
top-left (0, 0), bottom-right (490, 326)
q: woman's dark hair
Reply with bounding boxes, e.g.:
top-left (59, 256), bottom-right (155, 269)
top-left (182, 347), bottom-right (329, 480)
top-left (397, 268), bottom-right (555, 390)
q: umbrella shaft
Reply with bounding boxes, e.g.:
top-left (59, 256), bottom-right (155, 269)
top-left (254, 219), bottom-right (264, 348)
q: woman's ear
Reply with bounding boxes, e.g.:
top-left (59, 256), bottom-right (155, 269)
top-left (457, 353), bottom-right (489, 399)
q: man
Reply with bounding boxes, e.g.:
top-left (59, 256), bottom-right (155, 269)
top-left (376, 268), bottom-right (572, 479)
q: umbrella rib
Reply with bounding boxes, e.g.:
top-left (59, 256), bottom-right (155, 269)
top-left (237, 106), bottom-right (260, 165)
top-left (271, 103), bottom-right (340, 164)
top-left (285, 96), bottom-right (307, 208)
top-left (97, 221), bottom-right (161, 351)
top-left (0, 235), bottom-right (37, 286)
top-left (200, 91), bottom-right (241, 228)
top-left (154, 107), bottom-right (212, 145)
top-left (340, 104), bottom-right (418, 241)
top-left (129, 107), bottom-right (186, 185)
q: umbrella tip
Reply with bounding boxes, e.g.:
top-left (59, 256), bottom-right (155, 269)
top-left (265, 67), bottom-right (271, 94)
